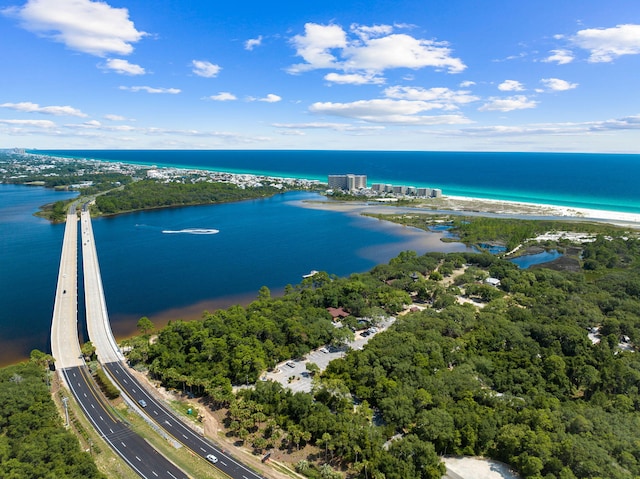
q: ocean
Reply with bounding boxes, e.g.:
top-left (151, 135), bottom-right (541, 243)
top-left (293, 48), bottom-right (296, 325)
top-left (0, 185), bottom-right (469, 366)
top-left (35, 150), bottom-right (640, 213)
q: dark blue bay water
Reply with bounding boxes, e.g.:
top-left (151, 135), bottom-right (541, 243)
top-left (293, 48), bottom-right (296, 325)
top-left (0, 185), bottom-right (78, 365)
top-left (0, 186), bottom-right (469, 365)
top-left (35, 150), bottom-right (640, 213)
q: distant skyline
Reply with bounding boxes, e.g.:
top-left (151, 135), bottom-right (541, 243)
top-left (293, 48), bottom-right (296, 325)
top-left (1, 0), bottom-right (640, 152)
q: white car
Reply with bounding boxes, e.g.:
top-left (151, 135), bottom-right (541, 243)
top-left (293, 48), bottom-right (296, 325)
top-left (206, 454), bottom-right (218, 463)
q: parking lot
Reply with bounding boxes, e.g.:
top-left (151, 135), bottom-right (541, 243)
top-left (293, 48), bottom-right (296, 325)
top-left (264, 316), bottom-right (396, 393)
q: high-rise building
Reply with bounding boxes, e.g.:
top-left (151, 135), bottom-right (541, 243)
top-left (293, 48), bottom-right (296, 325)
top-left (328, 174), bottom-right (367, 191)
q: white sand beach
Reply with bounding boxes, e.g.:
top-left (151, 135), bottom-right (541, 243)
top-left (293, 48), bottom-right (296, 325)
top-left (299, 195), bottom-right (640, 229)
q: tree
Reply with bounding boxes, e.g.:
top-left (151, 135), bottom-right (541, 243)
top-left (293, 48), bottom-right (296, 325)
top-left (137, 316), bottom-right (155, 335)
top-left (81, 341), bottom-right (96, 361)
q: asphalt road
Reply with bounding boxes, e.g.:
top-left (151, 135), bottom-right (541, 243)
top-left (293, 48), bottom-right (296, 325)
top-left (62, 366), bottom-right (188, 479)
top-left (105, 361), bottom-right (266, 479)
top-left (79, 210), bottom-right (265, 479)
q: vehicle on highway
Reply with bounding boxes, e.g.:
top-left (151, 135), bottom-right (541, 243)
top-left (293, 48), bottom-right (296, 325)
top-left (206, 454), bottom-right (218, 463)
top-left (138, 399), bottom-right (147, 408)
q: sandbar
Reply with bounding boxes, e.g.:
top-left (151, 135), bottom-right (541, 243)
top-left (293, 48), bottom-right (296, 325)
top-left (298, 195), bottom-right (640, 230)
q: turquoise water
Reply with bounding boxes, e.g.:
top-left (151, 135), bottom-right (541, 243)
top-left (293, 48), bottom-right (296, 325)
top-left (0, 186), bottom-right (469, 365)
top-left (35, 150), bottom-right (640, 214)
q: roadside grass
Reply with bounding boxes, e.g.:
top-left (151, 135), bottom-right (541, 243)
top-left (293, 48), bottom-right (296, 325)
top-left (53, 374), bottom-right (226, 479)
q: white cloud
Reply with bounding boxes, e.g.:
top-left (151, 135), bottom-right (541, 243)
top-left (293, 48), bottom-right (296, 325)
top-left (350, 23), bottom-right (393, 40)
top-left (309, 99), bottom-right (472, 125)
top-left (207, 92), bottom-right (237, 101)
top-left (498, 80), bottom-right (524, 91)
top-left (104, 114), bottom-right (127, 121)
top-left (288, 23), bottom-right (465, 76)
top-left (0, 101), bottom-right (87, 117)
top-left (452, 115), bottom-right (640, 138)
top-left (383, 86), bottom-right (478, 109)
top-left (245, 35), bottom-right (263, 50)
top-left (460, 80), bottom-right (476, 87)
top-left (273, 122), bottom-right (385, 132)
top-left (324, 72), bottom-right (385, 85)
top-left (344, 34), bottom-right (466, 73)
top-left (119, 86), bottom-right (181, 94)
top-left (192, 60), bottom-right (221, 78)
top-left (543, 49), bottom-right (574, 65)
top-left (259, 94), bottom-right (282, 103)
top-left (479, 95), bottom-right (537, 112)
top-left (571, 24), bottom-right (640, 62)
top-left (540, 78), bottom-right (578, 91)
top-left (289, 23), bottom-right (348, 72)
top-left (103, 58), bottom-right (145, 75)
top-left (0, 118), bottom-right (57, 128)
top-left (3, 0), bottom-right (146, 57)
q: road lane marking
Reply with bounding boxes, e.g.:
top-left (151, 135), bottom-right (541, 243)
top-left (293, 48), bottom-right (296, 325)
top-left (152, 472), bottom-right (158, 477)
top-left (167, 472), bottom-right (177, 479)
top-left (136, 456), bottom-right (141, 461)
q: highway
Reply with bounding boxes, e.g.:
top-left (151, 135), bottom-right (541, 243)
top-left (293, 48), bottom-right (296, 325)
top-left (105, 361), bottom-right (265, 479)
top-left (80, 209), bottom-right (123, 364)
top-left (51, 208), bottom-right (190, 479)
top-left (62, 365), bottom-right (188, 479)
top-left (79, 209), bottom-right (266, 479)
top-left (50, 211), bottom-right (83, 375)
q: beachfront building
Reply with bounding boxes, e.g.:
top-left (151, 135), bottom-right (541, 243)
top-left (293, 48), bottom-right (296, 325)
top-left (328, 174), bottom-right (367, 192)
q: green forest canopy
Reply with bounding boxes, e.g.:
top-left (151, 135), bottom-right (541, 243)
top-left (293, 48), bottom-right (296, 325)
top-left (0, 361), bottom-right (104, 479)
top-left (125, 228), bottom-right (640, 479)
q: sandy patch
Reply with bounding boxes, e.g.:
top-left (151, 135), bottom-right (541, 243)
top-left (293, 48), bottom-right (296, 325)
top-left (444, 456), bottom-right (521, 479)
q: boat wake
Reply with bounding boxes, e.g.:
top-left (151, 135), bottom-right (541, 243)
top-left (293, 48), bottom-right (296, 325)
top-left (162, 228), bottom-right (220, 235)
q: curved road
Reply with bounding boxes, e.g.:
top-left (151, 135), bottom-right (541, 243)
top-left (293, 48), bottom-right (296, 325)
top-left (80, 209), bottom-right (266, 479)
top-left (51, 208), bottom-right (189, 479)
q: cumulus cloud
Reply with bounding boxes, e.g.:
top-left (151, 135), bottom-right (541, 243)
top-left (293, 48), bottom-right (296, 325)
top-left (350, 23), bottom-right (393, 40)
top-left (571, 24), bottom-right (640, 62)
top-left (498, 80), bottom-right (524, 91)
top-left (460, 80), bottom-right (476, 87)
top-left (0, 101), bottom-right (87, 117)
top-left (207, 92), bottom-right (237, 101)
top-left (540, 78), bottom-right (578, 91)
top-left (383, 86), bottom-right (478, 109)
top-left (119, 86), bottom-right (181, 94)
top-left (288, 22), bottom-right (465, 76)
top-left (309, 99), bottom-right (472, 125)
top-left (245, 35), bottom-right (263, 50)
top-left (479, 95), bottom-right (537, 112)
top-left (3, 0), bottom-right (147, 56)
top-left (192, 60), bottom-right (221, 78)
top-left (103, 58), bottom-right (145, 75)
top-left (259, 94), bottom-right (282, 103)
top-left (543, 49), bottom-right (574, 65)
top-left (324, 72), bottom-right (385, 85)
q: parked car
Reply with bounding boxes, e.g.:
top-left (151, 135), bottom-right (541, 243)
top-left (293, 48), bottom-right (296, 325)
top-left (286, 361), bottom-right (296, 368)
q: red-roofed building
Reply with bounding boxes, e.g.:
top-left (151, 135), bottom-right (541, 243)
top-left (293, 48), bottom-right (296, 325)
top-left (327, 307), bottom-right (350, 321)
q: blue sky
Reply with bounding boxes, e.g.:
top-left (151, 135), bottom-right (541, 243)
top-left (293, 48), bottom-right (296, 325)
top-left (1, 0), bottom-right (640, 152)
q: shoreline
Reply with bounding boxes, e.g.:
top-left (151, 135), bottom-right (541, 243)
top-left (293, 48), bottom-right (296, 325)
top-left (299, 195), bottom-right (640, 229)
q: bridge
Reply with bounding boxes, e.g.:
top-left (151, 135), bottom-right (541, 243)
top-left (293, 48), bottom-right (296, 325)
top-left (52, 207), bottom-right (265, 479)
